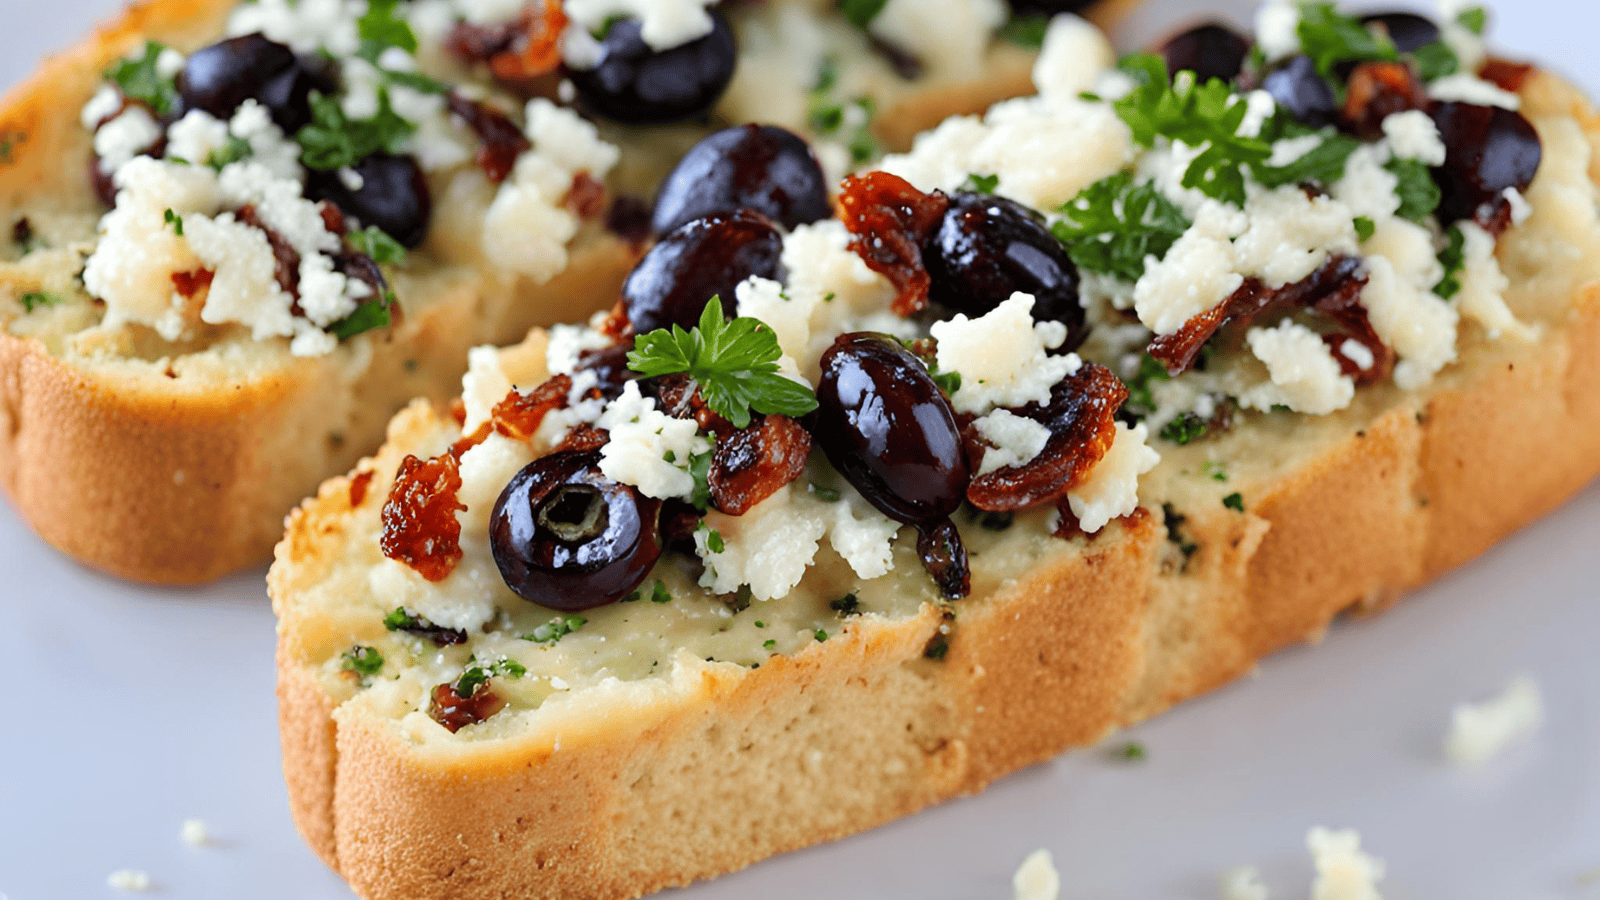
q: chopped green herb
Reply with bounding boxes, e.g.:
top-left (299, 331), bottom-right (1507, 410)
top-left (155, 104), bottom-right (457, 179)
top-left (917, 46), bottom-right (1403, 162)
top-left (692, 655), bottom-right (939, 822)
top-left (349, 225), bottom-right (407, 266)
top-left (686, 446), bottom-right (714, 512)
top-left (1353, 215), bottom-right (1376, 243)
top-left (830, 593), bottom-right (861, 616)
top-left (1201, 460), bottom-right (1228, 482)
top-left (763, 639), bottom-right (777, 650)
top-left (846, 125), bottom-right (878, 166)
top-left (1223, 492), bottom-right (1245, 511)
top-left (727, 584), bottom-right (753, 614)
top-left (1162, 503), bottom-right (1199, 569)
top-left (357, 0), bottom-right (419, 62)
top-left (662, 449), bottom-right (677, 463)
top-left (809, 102), bottom-right (845, 133)
top-left (1457, 5), bottom-right (1487, 35)
top-left (1116, 740), bottom-right (1148, 761)
top-left (1122, 353), bottom-right (1173, 420)
top-left (382, 608), bottom-right (420, 631)
top-left (1434, 225), bottom-right (1467, 299)
top-left (754, 620), bottom-right (767, 628)
top-left (704, 529), bottom-right (725, 553)
top-left (1256, 132), bottom-right (1360, 189)
top-left (650, 579), bottom-right (672, 604)
top-left (627, 296), bottom-right (819, 429)
top-left (808, 483), bottom-right (842, 502)
top-left (105, 42), bottom-right (180, 117)
top-left (381, 68), bottom-right (449, 94)
top-left (296, 89), bottom-right (416, 171)
top-left (326, 294), bottom-right (395, 341)
top-left (340, 645), bottom-right (384, 682)
top-left (998, 13), bottom-right (1051, 49)
top-left (1159, 412), bottom-right (1209, 445)
top-left (1411, 40), bottom-right (1459, 81)
top-left (205, 135), bottom-right (254, 171)
top-left (1295, 1), bottom-right (1398, 81)
top-left (523, 614), bottom-right (588, 644)
top-left (454, 657), bottom-right (527, 696)
top-left (839, 0), bottom-right (888, 30)
top-left (163, 208), bottom-right (184, 237)
top-left (19, 290), bottom-right (62, 313)
top-left (813, 57), bottom-right (839, 95)
top-left (1385, 157), bottom-right (1443, 222)
top-left (1053, 171), bottom-right (1192, 282)
top-left (962, 172), bottom-right (1000, 194)
top-left (814, 629), bottom-right (829, 642)
top-left (924, 634), bottom-right (950, 659)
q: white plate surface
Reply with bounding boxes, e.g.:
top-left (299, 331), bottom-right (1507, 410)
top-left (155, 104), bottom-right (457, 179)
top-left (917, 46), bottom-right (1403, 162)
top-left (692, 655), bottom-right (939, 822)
top-left (1, 1), bottom-right (1597, 897)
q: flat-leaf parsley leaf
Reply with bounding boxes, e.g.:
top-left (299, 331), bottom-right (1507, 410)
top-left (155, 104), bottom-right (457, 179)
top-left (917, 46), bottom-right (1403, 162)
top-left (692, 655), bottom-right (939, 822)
top-left (1052, 171), bottom-right (1192, 282)
top-left (106, 43), bottom-right (180, 117)
top-left (296, 89), bottom-right (415, 171)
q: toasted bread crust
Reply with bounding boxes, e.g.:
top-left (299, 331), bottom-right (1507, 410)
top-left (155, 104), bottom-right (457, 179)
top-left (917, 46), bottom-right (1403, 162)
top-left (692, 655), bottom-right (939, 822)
top-left (0, 0), bottom-right (1133, 584)
top-left (272, 71), bottom-right (1600, 900)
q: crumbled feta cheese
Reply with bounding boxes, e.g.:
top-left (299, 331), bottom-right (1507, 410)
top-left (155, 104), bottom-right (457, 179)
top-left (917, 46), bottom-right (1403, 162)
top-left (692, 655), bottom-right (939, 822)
top-left (1031, 15), bottom-right (1114, 102)
top-left (1239, 320), bottom-right (1356, 415)
top-left (973, 409), bottom-right (1051, 475)
top-left (564, 0), bottom-right (715, 51)
top-left (229, 100), bottom-right (302, 181)
top-left (526, 99), bottom-right (621, 180)
top-left (930, 293), bottom-right (1081, 414)
top-left (870, 0), bottom-right (1005, 81)
top-left (1444, 673), bottom-right (1544, 765)
top-left (1307, 827), bottom-right (1385, 900)
top-left (461, 346), bottom-right (513, 434)
top-left (1268, 133), bottom-right (1325, 168)
top-left (155, 47), bottom-right (186, 79)
top-left (456, 433), bottom-right (536, 514)
top-left (1068, 422), bottom-right (1159, 533)
top-left (1436, 0), bottom-right (1487, 72)
top-left (106, 870), bottom-right (152, 892)
top-left (1220, 865), bottom-right (1270, 900)
top-left (1429, 73), bottom-right (1521, 109)
top-left (1234, 185), bottom-right (1360, 288)
top-left (1013, 849), bottom-right (1060, 900)
top-left (1359, 255), bottom-right (1459, 389)
top-left (597, 382), bottom-right (712, 499)
top-left (180, 819), bottom-right (210, 847)
top-left (184, 212), bottom-right (299, 338)
top-left (735, 276), bottom-right (814, 364)
top-left (228, 0), bottom-right (361, 56)
top-left (697, 487), bottom-right (826, 600)
top-left (1338, 339), bottom-right (1375, 371)
top-left (339, 167), bottom-right (366, 191)
top-left (1236, 90), bottom-right (1281, 139)
top-left (1381, 110), bottom-right (1447, 165)
top-left (1255, 0), bottom-right (1302, 61)
top-left (165, 110), bottom-right (230, 167)
top-left (545, 323), bottom-right (613, 376)
top-left (1134, 200), bottom-right (1247, 335)
top-left (816, 490), bottom-right (900, 580)
top-left (1332, 145), bottom-right (1402, 222)
top-left (1455, 222), bottom-right (1532, 340)
top-left (1503, 187), bottom-right (1533, 225)
top-left (94, 106), bottom-right (162, 174)
top-left (370, 554), bottom-right (503, 632)
top-left (782, 220), bottom-right (894, 323)
top-left (80, 84), bottom-right (121, 130)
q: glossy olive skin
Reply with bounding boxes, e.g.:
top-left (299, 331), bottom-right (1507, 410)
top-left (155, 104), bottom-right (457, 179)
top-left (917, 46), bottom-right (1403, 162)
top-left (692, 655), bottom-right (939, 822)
top-left (305, 153), bottom-right (433, 249)
top-left (1261, 55), bottom-right (1340, 128)
top-left (651, 125), bottom-right (832, 237)
top-left (1158, 22), bottom-right (1252, 84)
top-left (924, 192), bottom-right (1088, 350)
top-left (1428, 101), bottom-right (1543, 225)
top-left (1360, 12), bottom-right (1440, 53)
top-left (567, 13), bottom-right (737, 126)
top-left (1004, 0), bottom-right (1098, 13)
top-left (177, 34), bottom-right (335, 133)
top-left (490, 450), bottom-right (664, 612)
top-left (813, 333), bottom-right (970, 526)
top-left (621, 210), bottom-right (784, 335)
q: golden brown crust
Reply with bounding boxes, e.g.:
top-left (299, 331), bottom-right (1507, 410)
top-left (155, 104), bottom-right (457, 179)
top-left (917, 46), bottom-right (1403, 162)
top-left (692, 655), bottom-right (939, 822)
top-left (272, 69), bottom-right (1600, 900)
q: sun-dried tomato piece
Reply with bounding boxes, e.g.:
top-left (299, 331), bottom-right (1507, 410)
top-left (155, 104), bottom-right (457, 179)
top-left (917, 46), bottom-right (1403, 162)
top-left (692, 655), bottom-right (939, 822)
top-left (428, 681), bottom-right (506, 733)
top-left (1478, 58), bottom-right (1536, 94)
top-left (348, 469), bottom-right (375, 508)
top-left (838, 172), bottom-right (950, 317)
top-left (236, 204), bottom-right (302, 301)
top-left (564, 171), bottom-right (608, 220)
top-left (966, 363), bottom-right (1129, 512)
top-left (491, 374), bottom-right (572, 441)
top-left (170, 268), bottom-right (214, 298)
top-left (709, 414), bottom-right (811, 515)
top-left (446, 93), bottom-right (532, 184)
top-left (648, 374), bottom-right (736, 438)
top-left (1148, 255), bottom-right (1388, 382)
top-left (446, 3), bottom-right (567, 89)
top-left (380, 452), bottom-right (466, 582)
top-left (1341, 60), bottom-right (1429, 140)
top-left (554, 424), bottom-right (609, 454)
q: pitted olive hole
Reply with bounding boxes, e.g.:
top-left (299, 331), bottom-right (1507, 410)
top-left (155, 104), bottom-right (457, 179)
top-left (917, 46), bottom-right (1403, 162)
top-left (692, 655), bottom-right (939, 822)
top-left (538, 485), bottom-right (610, 543)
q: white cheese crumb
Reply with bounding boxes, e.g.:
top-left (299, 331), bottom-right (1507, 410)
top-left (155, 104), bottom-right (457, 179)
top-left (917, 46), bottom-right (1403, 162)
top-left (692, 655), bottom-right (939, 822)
top-left (1307, 827), bottom-right (1385, 900)
top-left (1338, 339), bottom-right (1375, 371)
top-left (1454, 222), bottom-right (1532, 341)
top-left (1359, 255), bottom-right (1458, 390)
top-left (1381, 110), bottom-right (1447, 165)
top-left (696, 487), bottom-right (826, 600)
top-left (155, 47), bottom-right (186, 79)
top-left (1236, 90), bottom-right (1281, 139)
top-left (816, 491), bottom-right (900, 580)
top-left (545, 323), bottom-right (612, 376)
top-left (165, 110), bottom-right (231, 168)
top-left (94, 106), bottom-right (162, 174)
top-left (930, 292), bottom-right (1081, 414)
top-left (106, 870), bottom-right (153, 891)
top-left (1444, 673), bottom-right (1544, 766)
top-left (1067, 421), bottom-right (1159, 533)
top-left (972, 409), bottom-right (1051, 475)
top-left (563, 0), bottom-right (715, 51)
top-left (80, 84), bottom-right (121, 129)
top-left (1428, 73), bottom-right (1521, 110)
top-left (1235, 185), bottom-right (1360, 288)
top-left (1239, 320), bottom-right (1356, 416)
top-left (1220, 865), bottom-right (1270, 900)
top-left (1031, 14), bottom-right (1114, 102)
top-left (597, 382), bottom-right (711, 500)
top-left (735, 275), bottom-right (814, 364)
top-left (1134, 200), bottom-right (1247, 335)
top-left (1012, 849), bottom-right (1060, 900)
top-left (181, 818), bottom-right (210, 846)
top-left (1503, 187), bottom-right (1533, 225)
top-left (461, 345), bottom-right (513, 434)
top-left (227, 0), bottom-right (361, 56)
top-left (1255, 0), bottom-right (1302, 61)
top-left (870, 0), bottom-right (1005, 82)
top-left (1331, 145), bottom-right (1401, 222)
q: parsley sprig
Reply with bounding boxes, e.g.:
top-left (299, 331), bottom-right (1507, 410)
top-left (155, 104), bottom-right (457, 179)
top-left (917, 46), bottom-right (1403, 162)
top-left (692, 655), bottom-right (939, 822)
top-left (627, 297), bottom-right (819, 430)
top-left (105, 43), bottom-right (179, 117)
top-left (296, 89), bottom-right (415, 171)
top-left (1434, 225), bottom-right (1467, 299)
top-left (1295, 1), bottom-right (1398, 80)
top-left (1052, 172), bottom-right (1192, 282)
top-left (453, 657), bottom-right (527, 696)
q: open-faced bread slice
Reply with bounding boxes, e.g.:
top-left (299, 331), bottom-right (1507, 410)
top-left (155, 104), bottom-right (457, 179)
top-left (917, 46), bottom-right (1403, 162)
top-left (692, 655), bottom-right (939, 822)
top-left (270, 7), bottom-right (1600, 897)
top-left (0, 0), bottom-right (1134, 584)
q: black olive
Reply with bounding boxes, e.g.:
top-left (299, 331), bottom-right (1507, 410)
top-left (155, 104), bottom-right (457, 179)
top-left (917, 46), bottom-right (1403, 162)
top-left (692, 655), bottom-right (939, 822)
top-left (574, 342), bottom-right (637, 400)
top-left (924, 192), bottom-right (1087, 350)
top-left (567, 13), bottom-right (737, 126)
top-left (489, 450), bottom-right (664, 612)
top-left (651, 125), bottom-right (832, 238)
top-left (621, 209), bottom-right (784, 335)
top-left (305, 152), bottom-right (433, 249)
top-left (177, 34), bottom-right (335, 133)
top-left (1158, 22), bottom-right (1253, 85)
top-left (1360, 12), bottom-right (1440, 53)
top-left (1429, 102), bottom-right (1542, 226)
top-left (1005, 0), bottom-right (1098, 13)
top-left (1261, 55), bottom-right (1340, 128)
top-left (813, 333), bottom-right (970, 526)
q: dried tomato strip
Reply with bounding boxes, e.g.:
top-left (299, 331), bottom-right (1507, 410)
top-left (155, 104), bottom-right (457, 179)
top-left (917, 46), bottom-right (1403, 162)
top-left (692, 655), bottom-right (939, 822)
top-left (491, 374), bottom-right (572, 441)
top-left (1478, 58), bottom-right (1536, 93)
top-left (446, 93), bottom-right (532, 184)
top-left (380, 452), bottom-right (467, 582)
top-left (709, 415), bottom-right (812, 516)
top-left (1341, 61), bottom-right (1428, 141)
top-left (838, 172), bottom-right (950, 317)
top-left (966, 363), bottom-right (1129, 512)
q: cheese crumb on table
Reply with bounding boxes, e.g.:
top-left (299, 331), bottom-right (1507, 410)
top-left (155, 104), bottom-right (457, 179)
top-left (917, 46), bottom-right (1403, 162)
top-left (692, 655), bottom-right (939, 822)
top-left (106, 869), bottom-right (153, 891)
top-left (181, 817), bottom-right (210, 846)
top-left (1308, 827), bottom-right (1385, 900)
top-left (1012, 849), bottom-right (1060, 900)
top-left (1444, 673), bottom-right (1544, 765)
top-left (1219, 865), bottom-right (1269, 900)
